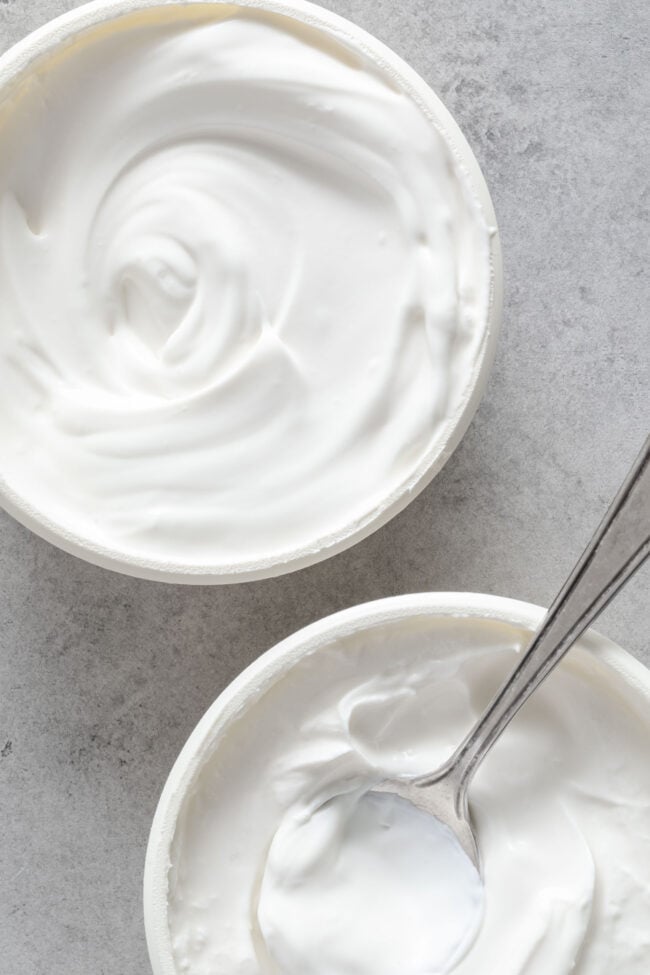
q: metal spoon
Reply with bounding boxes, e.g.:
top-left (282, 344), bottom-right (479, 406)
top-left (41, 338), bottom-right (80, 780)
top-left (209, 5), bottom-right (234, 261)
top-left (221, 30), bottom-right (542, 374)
top-left (375, 435), bottom-right (650, 872)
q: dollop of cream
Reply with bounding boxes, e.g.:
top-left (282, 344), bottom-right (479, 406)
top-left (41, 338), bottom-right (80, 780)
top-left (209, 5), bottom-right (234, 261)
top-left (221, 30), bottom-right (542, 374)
top-left (258, 788), bottom-right (483, 975)
top-left (167, 616), bottom-right (650, 975)
top-left (0, 6), bottom-right (492, 573)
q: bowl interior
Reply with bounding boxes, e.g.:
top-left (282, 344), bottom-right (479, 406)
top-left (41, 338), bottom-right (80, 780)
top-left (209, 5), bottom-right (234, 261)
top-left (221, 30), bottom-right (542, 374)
top-left (143, 592), bottom-right (650, 975)
top-left (0, 0), bottom-right (501, 582)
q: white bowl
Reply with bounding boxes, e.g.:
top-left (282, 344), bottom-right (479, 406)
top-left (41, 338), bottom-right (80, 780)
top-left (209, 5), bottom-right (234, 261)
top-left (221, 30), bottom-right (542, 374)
top-left (142, 591), bottom-right (650, 975)
top-left (0, 0), bottom-right (501, 582)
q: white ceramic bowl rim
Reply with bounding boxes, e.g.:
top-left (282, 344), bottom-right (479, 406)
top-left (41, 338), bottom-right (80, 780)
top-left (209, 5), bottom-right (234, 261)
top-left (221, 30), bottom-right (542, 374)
top-left (0, 0), bottom-right (502, 583)
top-left (142, 591), bottom-right (650, 975)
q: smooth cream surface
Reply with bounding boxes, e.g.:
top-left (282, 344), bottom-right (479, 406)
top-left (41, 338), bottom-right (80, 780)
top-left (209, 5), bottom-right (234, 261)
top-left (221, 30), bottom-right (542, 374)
top-left (167, 616), bottom-right (650, 975)
top-left (257, 788), bottom-right (484, 975)
top-left (0, 7), bottom-right (492, 571)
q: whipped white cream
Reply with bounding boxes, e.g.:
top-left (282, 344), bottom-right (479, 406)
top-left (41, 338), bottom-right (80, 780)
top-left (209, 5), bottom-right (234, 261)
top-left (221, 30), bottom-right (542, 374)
top-left (258, 787), bottom-right (483, 975)
top-left (167, 614), bottom-right (650, 975)
top-left (0, 6), bottom-right (492, 574)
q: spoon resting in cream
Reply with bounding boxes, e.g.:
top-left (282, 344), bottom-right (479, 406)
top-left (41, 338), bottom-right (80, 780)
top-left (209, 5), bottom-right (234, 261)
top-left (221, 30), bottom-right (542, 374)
top-left (254, 438), bottom-right (650, 975)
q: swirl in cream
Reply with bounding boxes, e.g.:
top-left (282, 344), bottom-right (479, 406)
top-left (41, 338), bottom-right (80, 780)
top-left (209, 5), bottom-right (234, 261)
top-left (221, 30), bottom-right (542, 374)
top-left (0, 6), bottom-right (492, 574)
top-left (167, 614), bottom-right (650, 975)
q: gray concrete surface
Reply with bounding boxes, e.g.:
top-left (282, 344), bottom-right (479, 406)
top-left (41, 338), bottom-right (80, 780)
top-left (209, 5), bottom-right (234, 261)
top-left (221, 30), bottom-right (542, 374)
top-left (0, 1), bottom-right (648, 972)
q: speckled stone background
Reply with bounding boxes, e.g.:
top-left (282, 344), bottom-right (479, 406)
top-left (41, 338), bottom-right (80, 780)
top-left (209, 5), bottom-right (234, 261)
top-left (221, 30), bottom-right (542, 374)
top-left (0, 1), bottom-right (648, 972)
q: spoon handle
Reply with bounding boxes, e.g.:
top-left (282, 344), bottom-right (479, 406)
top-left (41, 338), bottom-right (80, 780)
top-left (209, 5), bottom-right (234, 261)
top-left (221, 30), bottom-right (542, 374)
top-left (426, 435), bottom-right (650, 808)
